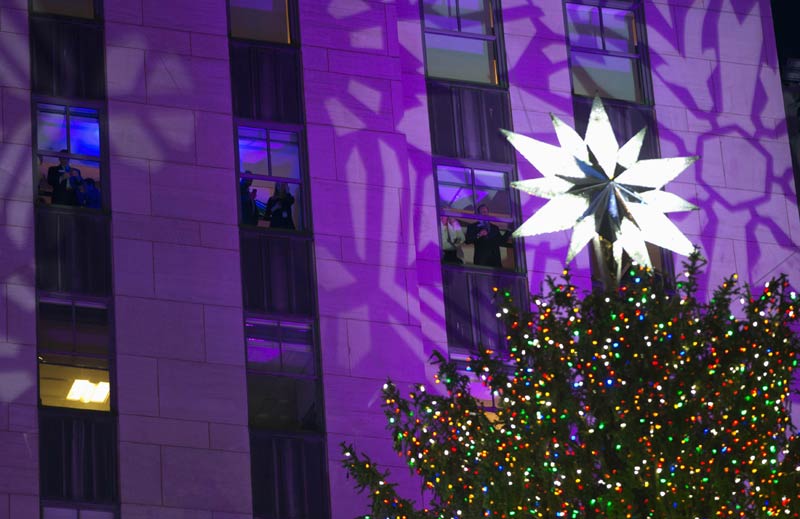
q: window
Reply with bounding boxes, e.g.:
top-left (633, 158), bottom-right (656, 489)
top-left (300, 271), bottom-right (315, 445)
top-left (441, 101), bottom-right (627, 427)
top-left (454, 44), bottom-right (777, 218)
top-left (437, 164), bottom-right (516, 269)
top-left (30, 17), bottom-right (105, 99)
top-left (39, 410), bottom-right (117, 504)
top-left (246, 318), bottom-right (315, 376)
top-left (37, 298), bottom-right (111, 411)
top-left (565, 1), bottom-right (648, 104)
top-left (422, 0), bottom-right (502, 85)
top-left (428, 82), bottom-right (512, 162)
top-left (230, 42), bottom-right (302, 123)
top-left (247, 374), bottom-right (322, 431)
top-left (443, 269), bottom-right (527, 354)
top-left (31, 0), bottom-right (97, 19)
top-left (250, 432), bottom-right (329, 519)
top-left (35, 208), bottom-right (111, 296)
top-left (236, 126), bottom-right (305, 229)
top-left (35, 103), bottom-right (104, 209)
top-left (229, 0), bottom-right (293, 44)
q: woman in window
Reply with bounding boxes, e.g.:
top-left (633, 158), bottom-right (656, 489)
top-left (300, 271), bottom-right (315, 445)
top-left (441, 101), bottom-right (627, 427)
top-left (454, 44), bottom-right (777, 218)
top-left (265, 182), bottom-right (295, 229)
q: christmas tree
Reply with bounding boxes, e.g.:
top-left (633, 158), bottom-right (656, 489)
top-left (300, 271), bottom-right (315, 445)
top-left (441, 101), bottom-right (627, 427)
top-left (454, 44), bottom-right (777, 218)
top-left (342, 254), bottom-right (800, 518)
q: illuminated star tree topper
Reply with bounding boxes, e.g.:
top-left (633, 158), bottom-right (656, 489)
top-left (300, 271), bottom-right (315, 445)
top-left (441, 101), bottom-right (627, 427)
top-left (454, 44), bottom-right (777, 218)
top-left (502, 96), bottom-right (699, 276)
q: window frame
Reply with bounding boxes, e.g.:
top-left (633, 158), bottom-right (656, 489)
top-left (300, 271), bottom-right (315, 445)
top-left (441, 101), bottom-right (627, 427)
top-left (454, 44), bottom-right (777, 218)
top-left (38, 407), bottom-right (119, 507)
top-left (434, 157), bottom-right (524, 272)
top-left (249, 429), bottom-right (331, 519)
top-left (234, 120), bottom-right (310, 233)
top-left (29, 14), bottom-right (106, 99)
top-left (226, 0), bottom-right (299, 47)
top-left (36, 294), bottom-right (116, 413)
top-left (420, 0), bottom-right (509, 87)
top-left (29, 0), bottom-right (102, 20)
top-left (441, 266), bottom-right (528, 356)
top-left (563, 0), bottom-right (653, 105)
top-left (32, 97), bottom-right (110, 212)
top-left (427, 80), bottom-right (514, 163)
top-left (244, 314), bottom-right (318, 377)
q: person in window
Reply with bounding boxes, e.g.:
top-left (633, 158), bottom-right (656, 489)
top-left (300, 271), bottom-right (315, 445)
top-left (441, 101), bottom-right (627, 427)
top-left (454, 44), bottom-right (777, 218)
top-left (441, 215), bottom-right (465, 264)
top-left (465, 204), bottom-right (512, 268)
top-left (77, 178), bottom-right (101, 209)
top-left (240, 177), bottom-right (259, 225)
top-left (47, 152), bottom-right (82, 206)
top-left (265, 182), bottom-right (295, 229)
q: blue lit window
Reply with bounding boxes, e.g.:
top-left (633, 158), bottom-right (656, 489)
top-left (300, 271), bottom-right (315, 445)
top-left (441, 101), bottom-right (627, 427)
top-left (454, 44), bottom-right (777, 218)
top-left (35, 103), bottom-right (104, 209)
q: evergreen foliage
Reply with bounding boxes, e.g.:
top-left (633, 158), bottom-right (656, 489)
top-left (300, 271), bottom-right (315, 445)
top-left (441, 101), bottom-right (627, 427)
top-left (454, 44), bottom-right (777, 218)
top-left (342, 254), bottom-right (800, 518)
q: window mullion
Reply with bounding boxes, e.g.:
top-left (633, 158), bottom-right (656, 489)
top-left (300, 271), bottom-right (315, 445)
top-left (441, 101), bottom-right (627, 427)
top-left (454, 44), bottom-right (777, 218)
top-left (598, 7), bottom-right (607, 52)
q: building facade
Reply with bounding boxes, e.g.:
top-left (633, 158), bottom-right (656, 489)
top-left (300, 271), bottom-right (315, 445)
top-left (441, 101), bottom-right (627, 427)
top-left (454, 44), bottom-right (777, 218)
top-left (0, 0), bottom-right (797, 517)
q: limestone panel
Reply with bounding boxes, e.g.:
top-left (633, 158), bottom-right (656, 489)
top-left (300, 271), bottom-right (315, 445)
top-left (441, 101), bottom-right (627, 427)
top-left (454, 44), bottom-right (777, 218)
top-left (161, 447), bottom-right (251, 513)
top-left (115, 296), bottom-right (205, 361)
top-left (157, 359), bottom-right (247, 425)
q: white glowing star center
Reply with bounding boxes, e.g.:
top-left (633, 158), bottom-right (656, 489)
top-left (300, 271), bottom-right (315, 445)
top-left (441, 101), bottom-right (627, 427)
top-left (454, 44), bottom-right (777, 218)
top-left (502, 96), bottom-right (699, 270)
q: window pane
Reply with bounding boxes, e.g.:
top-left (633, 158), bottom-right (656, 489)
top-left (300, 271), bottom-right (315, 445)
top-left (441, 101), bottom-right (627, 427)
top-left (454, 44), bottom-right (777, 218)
top-left (39, 357), bottom-right (111, 411)
top-left (425, 33), bottom-right (497, 84)
top-left (247, 335), bottom-right (282, 372)
top-left (459, 0), bottom-right (492, 34)
top-left (30, 18), bottom-right (105, 99)
top-left (443, 269), bottom-right (526, 353)
top-left (39, 412), bottom-right (117, 502)
top-left (603, 8), bottom-right (636, 54)
top-left (474, 170), bottom-right (510, 218)
top-left (268, 131), bottom-right (301, 179)
top-left (250, 434), bottom-right (329, 519)
top-left (239, 126), bottom-right (269, 176)
top-left (461, 217), bottom-right (514, 268)
top-left (37, 156), bottom-right (102, 208)
top-left (437, 165), bottom-right (470, 184)
top-left (423, 0), bottom-right (458, 31)
top-left (69, 108), bottom-right (101, 157)
top-left (280, 321), bottom-right (315, 375)
top-left (31, 0), bottom-right (94, 18)
top-left (38, 301), bottom-right (73, 352)
top-left (74, 305), bottom-right (109, 356)
top-left (42, 507), bottom-right (78, 519)
top-left (35, 208), bottom-right (112, 296)
top-left (440, 216), bottom-right (467, 264)
top-left (247, 375), bottom-right (322, 431)
top-left (474, 169), bottom-right (505, 189)
top-left (240, 233), bottom-right (313, 316)
top-left (571, 51), bottom-right (642, 103)
top-left (438, 183), bottom-right (474, 215)
top-left (566, 4), bottom-right (601, 49)
top-left (230, 0), bottom-right (291, 44)
top-left (481, 89), bottom-right (513, 163)
top-left (443, 268), bottom-right (475, 348)
top-left (37, 105), bottom-right (68, 153)
top-left (241, 179), bottom-right (303, 230)
top-left (428, 83), bottom-right (459, 157)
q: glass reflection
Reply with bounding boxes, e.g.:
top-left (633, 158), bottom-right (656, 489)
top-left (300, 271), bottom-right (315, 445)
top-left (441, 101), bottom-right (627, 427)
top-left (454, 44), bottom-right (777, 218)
top-left (240, 176), bottom-right (302, 230)
top-left (37, 156), bottom-right (102, 208)
top-left (425, 33), bottom-right (497, 84)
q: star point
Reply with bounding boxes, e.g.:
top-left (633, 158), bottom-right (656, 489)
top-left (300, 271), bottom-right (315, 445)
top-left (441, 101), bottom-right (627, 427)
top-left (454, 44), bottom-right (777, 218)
top-left (503, 96), bottom-right (699, 271)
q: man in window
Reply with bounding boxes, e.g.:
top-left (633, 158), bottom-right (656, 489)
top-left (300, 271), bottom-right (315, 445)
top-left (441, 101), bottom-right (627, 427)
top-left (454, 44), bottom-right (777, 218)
top-left (47, 151), bottom-right (82, 206)
top-left (465, 204), bottom-right (511, 268)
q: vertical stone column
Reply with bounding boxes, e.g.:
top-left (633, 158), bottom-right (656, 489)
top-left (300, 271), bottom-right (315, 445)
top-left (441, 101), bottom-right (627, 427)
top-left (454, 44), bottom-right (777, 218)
top-left (103, 0), bottom-right (252, 516)
top-left (299, 0), bottom-right (440, 515)
top-left (0, 1), bottom-right (40, 516)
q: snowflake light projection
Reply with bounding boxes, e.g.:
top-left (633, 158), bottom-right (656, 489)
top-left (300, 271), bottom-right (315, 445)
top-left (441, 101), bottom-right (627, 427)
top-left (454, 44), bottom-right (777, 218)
top-left (502, 96), bottom-right (699, 274)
